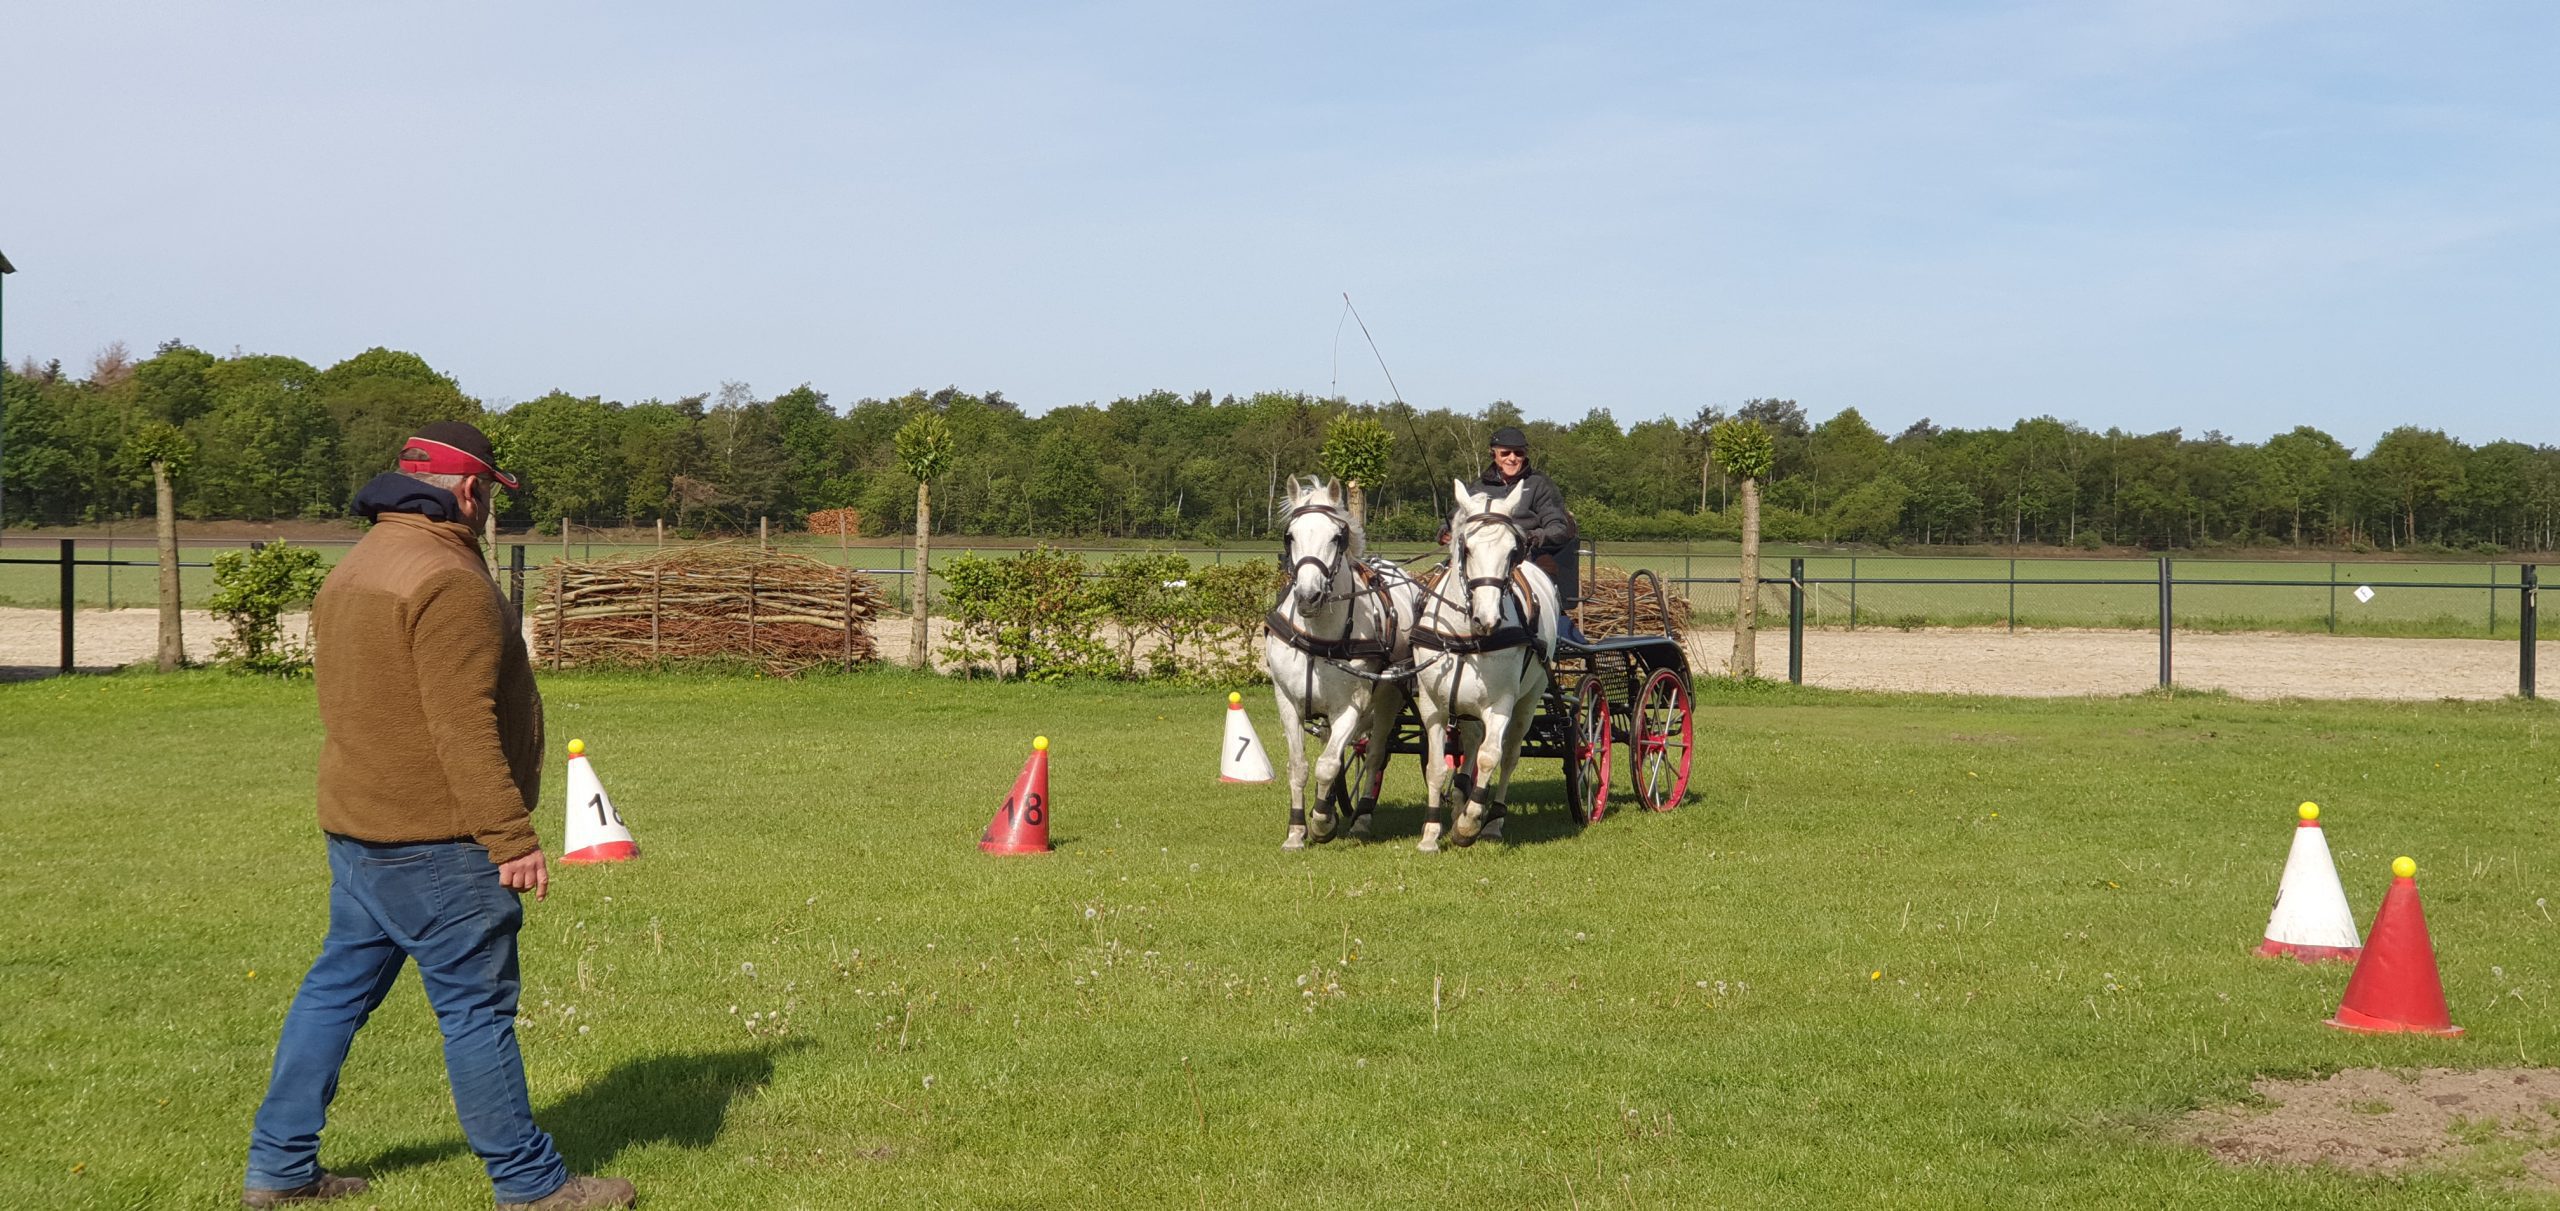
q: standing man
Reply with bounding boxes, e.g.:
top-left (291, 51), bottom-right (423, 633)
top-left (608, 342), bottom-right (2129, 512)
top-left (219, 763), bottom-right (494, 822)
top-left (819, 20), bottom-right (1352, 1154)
top-left (243, 422), bottom-right (633, 1210)
top-left (1447, 425), bottom-right (1585, 640)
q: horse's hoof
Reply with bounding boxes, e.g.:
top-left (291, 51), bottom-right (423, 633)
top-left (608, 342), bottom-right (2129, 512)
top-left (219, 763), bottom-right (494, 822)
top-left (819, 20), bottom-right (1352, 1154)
top-left (1282, 826), bottom-right (1308, 851)
top-left (1417, 823), bottom-right (1443, 853)
top-left (1451, 803), bottom-right (1485, 844)
top-left (1347, 812), bottom-right (1376, 842)
top-left (1481, 814), bottom-right (1505, 841)
top-left (1308, 813), bottom-right (1338, 844)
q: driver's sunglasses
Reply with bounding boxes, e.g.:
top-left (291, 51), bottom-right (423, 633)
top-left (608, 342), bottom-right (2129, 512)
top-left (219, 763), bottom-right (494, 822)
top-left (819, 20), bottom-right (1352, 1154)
top-left (1492, 447), bottom-right (1525, 459)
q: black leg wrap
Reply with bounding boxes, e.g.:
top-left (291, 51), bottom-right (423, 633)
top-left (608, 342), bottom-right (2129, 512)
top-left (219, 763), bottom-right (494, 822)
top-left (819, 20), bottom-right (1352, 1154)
top-left (1452, 795), bottom-right (1487, 848)
top-left (1288, 805), bottom-right (1306, 828)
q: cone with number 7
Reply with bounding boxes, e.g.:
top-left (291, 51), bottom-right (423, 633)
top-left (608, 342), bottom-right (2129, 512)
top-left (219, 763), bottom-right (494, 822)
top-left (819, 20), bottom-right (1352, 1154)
top-left (981, 736), bottom-right (1054, 855)
top-left (562, 739), bottom-right (639, 863)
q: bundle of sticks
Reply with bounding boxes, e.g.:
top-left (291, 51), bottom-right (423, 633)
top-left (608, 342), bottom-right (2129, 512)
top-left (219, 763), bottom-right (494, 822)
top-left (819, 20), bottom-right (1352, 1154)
top-left (1568, 564), bottom-right (1694, 642)
top-left (805, 507), bottom-right (862, 538)
top-left (534, 544), bottom-right (887, 676)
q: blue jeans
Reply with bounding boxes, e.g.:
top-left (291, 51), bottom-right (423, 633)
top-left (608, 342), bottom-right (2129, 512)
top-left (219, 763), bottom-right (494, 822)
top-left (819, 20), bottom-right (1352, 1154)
top-left (246, 835), bottom-right (567, 1202)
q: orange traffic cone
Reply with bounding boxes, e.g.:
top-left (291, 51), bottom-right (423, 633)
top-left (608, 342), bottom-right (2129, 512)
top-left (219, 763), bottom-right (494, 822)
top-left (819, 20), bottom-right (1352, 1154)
top-left (2327, 856), bottom-right (2462, 1037)
top-left (980, 736), bottom-right (1054, 855)
top-left (561, 739), bottom-right (639, 864)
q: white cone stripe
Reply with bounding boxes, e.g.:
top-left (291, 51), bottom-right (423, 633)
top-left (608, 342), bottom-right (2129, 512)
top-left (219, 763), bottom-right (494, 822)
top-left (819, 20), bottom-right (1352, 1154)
top-left (1221, 706), bottom-right (1274, 783)
top-left (2264, 826), bottom-right (2359, 950)
top-left (564, 756), bottom-right (638, 854)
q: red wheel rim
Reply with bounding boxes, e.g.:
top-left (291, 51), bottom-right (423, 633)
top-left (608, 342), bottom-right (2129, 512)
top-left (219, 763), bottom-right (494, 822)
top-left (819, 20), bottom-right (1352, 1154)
top-left (1576, 676), bottom-right (1611, 824)
top-left (1634, 669), bottom-right (1692, 811)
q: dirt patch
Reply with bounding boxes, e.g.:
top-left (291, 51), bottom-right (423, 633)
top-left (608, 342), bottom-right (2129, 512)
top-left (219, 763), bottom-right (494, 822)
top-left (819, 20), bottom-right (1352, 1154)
top-left (1685, 626), bottom-right (2558, 701)
top-left (2186, 1067), bottom-right (2560, 1183)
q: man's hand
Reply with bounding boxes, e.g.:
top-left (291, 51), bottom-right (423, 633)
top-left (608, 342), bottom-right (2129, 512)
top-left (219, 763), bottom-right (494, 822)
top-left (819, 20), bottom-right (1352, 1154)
top-left (498, 848), bottom-right (550, 901)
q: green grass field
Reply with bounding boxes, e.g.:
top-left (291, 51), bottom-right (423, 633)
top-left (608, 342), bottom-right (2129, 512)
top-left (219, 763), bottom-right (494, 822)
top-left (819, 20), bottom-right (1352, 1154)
top-left (5, 670), bottom-right (2559, 1207)
top-left (0, 534), bottom-right (2536, 641)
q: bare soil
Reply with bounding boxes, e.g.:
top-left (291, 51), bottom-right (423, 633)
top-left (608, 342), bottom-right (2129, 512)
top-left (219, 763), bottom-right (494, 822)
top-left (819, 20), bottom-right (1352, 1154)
top-left (2185, 1067), bottom-right (2560, 1186)
top-left (8, 609), bottom-right (2550, 698)
top-left (1683, 626), bottom-right (2559, 701)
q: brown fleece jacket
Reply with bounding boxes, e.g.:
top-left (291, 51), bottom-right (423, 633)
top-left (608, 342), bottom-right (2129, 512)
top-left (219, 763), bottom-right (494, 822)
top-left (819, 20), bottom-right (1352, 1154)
top-left (312, 511), bottom-right (544, 862)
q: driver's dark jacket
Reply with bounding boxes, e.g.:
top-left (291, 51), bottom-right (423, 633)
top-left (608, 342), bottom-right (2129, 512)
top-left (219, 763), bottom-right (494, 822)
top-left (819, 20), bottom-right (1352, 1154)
top-left (1473, 460), bottom-right (1579, 607)
top-left (1475, 461), bottom-right (1574, 556)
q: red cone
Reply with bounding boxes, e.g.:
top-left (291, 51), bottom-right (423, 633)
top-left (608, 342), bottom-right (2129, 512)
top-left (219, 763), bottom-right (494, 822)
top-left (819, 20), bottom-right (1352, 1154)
top-left (980, 736), bottom-right (1054, 855)
top-left (2327, 857), bottom-right (2462, 1037)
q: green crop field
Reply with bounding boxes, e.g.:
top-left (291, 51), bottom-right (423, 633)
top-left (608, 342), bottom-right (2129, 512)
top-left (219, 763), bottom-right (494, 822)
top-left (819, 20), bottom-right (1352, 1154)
top-left (0, 533), bottom-right (2536, 642)
top-left (5, 670), bottom-right (2558, 1207)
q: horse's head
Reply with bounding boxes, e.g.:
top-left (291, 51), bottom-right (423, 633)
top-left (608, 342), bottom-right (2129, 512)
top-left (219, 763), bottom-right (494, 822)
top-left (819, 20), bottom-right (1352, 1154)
top-left (1281, 476), bottom-right (1358, 609)
top-left (1448, 477), bottom-right (1530, 630)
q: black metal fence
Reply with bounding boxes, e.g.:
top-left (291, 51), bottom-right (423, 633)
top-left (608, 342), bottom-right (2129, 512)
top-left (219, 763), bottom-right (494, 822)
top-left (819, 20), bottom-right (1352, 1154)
top-left (1664, 556), bottom-right (2542, 699)
top-left (8, 540), bottom-right (2543, 699)
top-left (1, 541), bottom-right (924, 676)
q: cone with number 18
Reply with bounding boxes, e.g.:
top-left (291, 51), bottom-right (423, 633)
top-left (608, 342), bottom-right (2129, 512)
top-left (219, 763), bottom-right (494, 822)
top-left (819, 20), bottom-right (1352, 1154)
top-left (981, 736), bottom-right (1054, 855)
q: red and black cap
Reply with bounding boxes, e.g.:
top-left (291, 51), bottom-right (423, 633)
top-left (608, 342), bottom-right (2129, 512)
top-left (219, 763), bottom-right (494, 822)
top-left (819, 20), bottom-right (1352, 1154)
top-left (398, 421), bottom-right (519, 490)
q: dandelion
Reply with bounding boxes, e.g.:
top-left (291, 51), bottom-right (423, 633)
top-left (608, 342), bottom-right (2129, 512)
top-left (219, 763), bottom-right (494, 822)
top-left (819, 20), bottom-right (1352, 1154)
top-left (1870, 971), bottom-right (1882, 981)
top-left (578, 1025), bottom-right (590, 1035)
top-left (922, 1075), bottom-right (936, 1089)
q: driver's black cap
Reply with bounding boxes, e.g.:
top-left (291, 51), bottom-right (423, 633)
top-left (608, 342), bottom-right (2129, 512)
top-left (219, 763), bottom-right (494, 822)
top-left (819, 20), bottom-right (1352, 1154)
top-left (1488, 426), bottom-right (1528, 450)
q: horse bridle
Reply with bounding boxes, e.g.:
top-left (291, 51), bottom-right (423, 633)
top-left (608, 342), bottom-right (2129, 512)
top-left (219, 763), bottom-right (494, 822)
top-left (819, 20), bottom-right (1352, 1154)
top-left (1450, 511), bottom-right (1529, 603)
top-left (1277, 501), bottom-right (1354, 597)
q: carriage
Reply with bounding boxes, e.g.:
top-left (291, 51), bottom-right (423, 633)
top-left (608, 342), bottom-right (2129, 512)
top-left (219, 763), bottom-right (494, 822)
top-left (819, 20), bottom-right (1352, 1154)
top-left (1357, 565), bottom-right (1697, 827)
top-left (1267, 476), bottom-right (1696, 847)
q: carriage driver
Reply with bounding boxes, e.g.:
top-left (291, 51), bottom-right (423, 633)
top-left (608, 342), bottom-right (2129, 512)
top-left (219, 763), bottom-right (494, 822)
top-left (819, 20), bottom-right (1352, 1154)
top-left (1443, 425), bottom-right (1586, 642)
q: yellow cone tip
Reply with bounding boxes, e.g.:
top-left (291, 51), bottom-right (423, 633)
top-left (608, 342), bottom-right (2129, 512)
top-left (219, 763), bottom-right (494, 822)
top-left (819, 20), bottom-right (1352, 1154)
top-left (2393, 856), bottom-right (2416, 879)
top-left (1228, 691), bottom-right (1242, 706)
top-left (1033, 736), bottom-right (1049, 752)
top-left (2297, 801), bottom-right (2318, 822)
top-left (568, 739), bottom-right (585, 757)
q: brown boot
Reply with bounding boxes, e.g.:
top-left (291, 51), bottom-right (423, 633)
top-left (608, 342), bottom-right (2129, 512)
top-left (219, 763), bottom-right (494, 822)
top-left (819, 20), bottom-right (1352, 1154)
top-left (241, 1172), bottom-right (369, 1207)
top-left (497, 1174), bottom-right (637, 1210)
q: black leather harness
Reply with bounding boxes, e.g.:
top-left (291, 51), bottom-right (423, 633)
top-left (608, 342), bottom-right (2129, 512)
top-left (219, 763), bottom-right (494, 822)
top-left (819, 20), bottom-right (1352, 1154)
top-left (1411, 513), bottom-right (1544, 657)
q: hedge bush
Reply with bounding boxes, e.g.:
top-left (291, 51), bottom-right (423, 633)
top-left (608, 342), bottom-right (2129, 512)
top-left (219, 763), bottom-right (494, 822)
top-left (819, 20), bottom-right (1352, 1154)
top-left (940, 546), bottom-right (1279, 682)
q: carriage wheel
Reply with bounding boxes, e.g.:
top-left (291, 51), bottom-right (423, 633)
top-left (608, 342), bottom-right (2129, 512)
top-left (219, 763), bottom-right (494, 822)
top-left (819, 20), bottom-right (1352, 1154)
top-left (1570, 675), bottom-right (1611, 825)
top-left (1630, 668), bottom-right (1692, 811)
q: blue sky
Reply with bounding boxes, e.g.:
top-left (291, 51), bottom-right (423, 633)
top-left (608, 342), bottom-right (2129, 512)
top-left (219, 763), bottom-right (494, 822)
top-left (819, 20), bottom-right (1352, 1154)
top-left (5, 2), bottom-right (2554, 448)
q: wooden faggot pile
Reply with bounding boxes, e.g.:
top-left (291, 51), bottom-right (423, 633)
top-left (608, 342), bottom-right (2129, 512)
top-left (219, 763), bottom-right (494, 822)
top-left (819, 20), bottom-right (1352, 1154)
top-left (534, 544), bottom-right (887, 676)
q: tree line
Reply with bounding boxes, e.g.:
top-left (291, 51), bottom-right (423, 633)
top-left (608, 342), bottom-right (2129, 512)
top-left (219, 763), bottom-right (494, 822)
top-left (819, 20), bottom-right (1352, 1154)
top-left (7, 340), bottom-right (2559, 553)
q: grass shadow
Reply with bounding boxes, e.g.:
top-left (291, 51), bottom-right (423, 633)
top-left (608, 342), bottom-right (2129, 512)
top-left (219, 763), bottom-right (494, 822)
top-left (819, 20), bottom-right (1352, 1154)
top-left (1355, 772), bottom-right (1586, 848)
top-left (351, 1041), bottom-right (801, 1178)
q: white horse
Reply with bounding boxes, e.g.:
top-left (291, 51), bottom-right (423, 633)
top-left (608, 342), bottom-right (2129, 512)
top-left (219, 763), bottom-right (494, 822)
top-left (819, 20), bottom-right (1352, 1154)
top-left (1262, 476), bottom-right (1423, 849)
top-left (1411, 478), bottom-right (1559, 851)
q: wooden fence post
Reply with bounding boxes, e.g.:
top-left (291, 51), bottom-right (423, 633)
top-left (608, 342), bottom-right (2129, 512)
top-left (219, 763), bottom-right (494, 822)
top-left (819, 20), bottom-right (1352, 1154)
top-left (650, 568), bottom-right (662, 664)
top-left (551, 559), bottom-right (566, 671)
